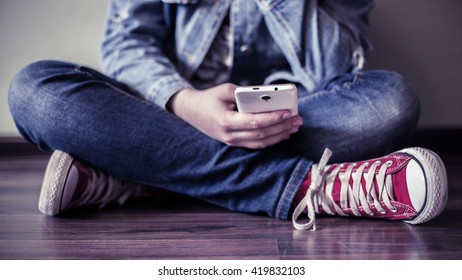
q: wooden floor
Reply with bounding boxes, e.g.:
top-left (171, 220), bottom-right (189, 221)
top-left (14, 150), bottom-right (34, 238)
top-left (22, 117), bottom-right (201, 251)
top-left (1, 153), bottom-right (462, 260)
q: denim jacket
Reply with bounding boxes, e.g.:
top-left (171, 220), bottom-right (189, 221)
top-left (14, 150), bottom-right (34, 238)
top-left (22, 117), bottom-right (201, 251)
top-left (101, 0), bottom-right (373, 109)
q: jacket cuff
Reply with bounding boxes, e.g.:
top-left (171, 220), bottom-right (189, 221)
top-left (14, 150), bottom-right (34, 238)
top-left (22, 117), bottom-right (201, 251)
top-left (147, 75), bottom-right (193, 109)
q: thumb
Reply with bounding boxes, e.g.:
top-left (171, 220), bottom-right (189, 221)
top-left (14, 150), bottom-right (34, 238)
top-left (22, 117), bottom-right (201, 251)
top-left (216, 83), bottom-right (238, 103)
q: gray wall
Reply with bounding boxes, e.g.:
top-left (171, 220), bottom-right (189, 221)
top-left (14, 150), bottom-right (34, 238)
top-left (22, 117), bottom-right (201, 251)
top-left (0, 0), bottom-right (108, 136)
top-left (1, 0), bottom-right (461, 136)
top-left (366, 0), bottom-right (462, 127)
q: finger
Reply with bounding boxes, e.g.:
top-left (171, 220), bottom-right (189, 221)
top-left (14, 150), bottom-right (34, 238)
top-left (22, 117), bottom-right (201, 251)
top-left (225, 110), bottom-right (296, 131)
top-left (224, 117), bottom-right (300, 144)
top-left (228, 130), bottom-right (294, 149)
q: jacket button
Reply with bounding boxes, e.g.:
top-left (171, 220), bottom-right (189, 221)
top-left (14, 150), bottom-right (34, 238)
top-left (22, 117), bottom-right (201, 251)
top-left (239, 45), bottom-right (252, 56)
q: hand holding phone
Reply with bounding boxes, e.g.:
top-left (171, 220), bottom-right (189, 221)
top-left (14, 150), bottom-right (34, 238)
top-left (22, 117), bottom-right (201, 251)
top-left (234, 83), bottom-right (298, 115)
top-left (171, 84), bottom-right (302, 149)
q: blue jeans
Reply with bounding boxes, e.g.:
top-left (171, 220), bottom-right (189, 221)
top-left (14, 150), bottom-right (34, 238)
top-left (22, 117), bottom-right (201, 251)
top-left (8, 60), bottom-right (420, 220)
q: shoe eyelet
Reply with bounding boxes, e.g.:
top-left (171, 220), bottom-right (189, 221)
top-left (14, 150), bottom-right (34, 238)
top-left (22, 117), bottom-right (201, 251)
top-left (379, 209), bottom-right (386, 215)
top-left (390, 207), bottom-right (398, 213)
top-left (374, 160), bottom-right (382, 165)
top-left (386, 160), bottom-right (393, 166)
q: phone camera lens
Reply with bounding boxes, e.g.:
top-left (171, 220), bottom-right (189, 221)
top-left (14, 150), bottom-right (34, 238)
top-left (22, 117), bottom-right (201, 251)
top-left (274, 87), bottom-right (278, 91)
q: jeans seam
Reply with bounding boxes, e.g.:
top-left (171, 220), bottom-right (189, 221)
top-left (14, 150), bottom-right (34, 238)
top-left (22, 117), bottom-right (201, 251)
top-left (300, 71), bottom-right (364, 104)
top-left (74, 65), bottom-right (128, 96)
top-left (74, 65), bottom-right (159, 109)
top-left (343, 70), bottom-right (363, 90)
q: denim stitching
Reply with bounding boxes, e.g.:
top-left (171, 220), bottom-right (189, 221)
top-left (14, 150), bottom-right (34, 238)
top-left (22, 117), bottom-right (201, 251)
top-left (74, 65), bottom-right (156, 109)
top-left (343, 71), bottom-right (363, 90)
top-left (300, 71), bottom-right (364, 104)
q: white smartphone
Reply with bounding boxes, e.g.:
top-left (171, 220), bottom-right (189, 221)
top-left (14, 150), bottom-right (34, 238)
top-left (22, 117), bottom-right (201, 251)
top-left (234, 83), bottom-right (298, 115)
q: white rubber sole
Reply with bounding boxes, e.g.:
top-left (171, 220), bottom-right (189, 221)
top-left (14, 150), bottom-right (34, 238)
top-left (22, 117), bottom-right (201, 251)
top-left (400, 147), bottom-right (448, 224)
top-left (38, 151), bottom-right (74, 216)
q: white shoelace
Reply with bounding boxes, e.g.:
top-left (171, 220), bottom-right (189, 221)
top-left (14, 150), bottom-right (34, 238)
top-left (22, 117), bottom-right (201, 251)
top-left (292, 149), bottom-right (397, 231)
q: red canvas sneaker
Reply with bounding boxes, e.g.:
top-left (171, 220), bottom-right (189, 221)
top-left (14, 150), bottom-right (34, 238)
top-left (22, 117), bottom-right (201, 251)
top-left (38, 150), bottom-right (143, 216)
top-left (292, 147), bottom-right (448, 231)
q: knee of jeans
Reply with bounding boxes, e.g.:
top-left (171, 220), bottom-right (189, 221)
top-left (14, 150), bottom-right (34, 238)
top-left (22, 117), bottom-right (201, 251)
top-left (8, 60), bottom-right (70, 146)
top-left (351, 70), bottom-right (420, 154)
top-left (329, 71), bottom-right (420, 161)
top-left (9, 60), bottom-right (56, 113)
top-left (374, 70), bottom-right (420, 132)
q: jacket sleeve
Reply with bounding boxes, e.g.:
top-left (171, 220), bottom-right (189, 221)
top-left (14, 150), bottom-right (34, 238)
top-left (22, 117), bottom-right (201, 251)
top-left (100, 0), bottom-right (192, 109)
